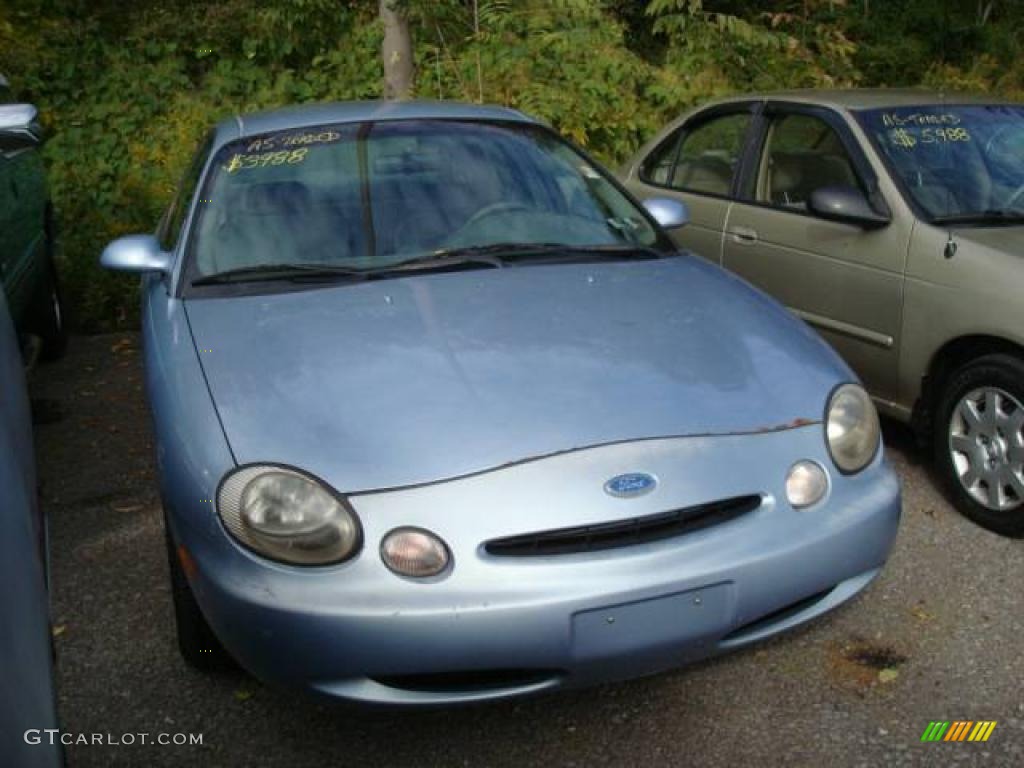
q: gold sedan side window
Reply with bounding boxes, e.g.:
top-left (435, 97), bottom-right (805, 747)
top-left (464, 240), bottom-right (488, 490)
top-left (641, 113), bottom-right (751, 196)
top-left (757, 114), bottom-right (859, 211)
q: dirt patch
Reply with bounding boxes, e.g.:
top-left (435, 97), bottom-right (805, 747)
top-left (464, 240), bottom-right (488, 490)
top-left (826, 636), bottom-right (908, 693)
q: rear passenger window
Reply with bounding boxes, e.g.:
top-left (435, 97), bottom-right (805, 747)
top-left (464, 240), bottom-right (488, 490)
top-left (641, 113), bottom-right (751, 196)
top-left (757, 114), bottom-right (860, 210)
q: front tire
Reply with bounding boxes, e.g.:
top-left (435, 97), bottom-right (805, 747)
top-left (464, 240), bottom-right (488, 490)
top-left (164, 519), bottom-right (233, 670)
top-left (934, 354), bottom-right (1024, 537)
top-left (31, 221), bottom-right (68, 360)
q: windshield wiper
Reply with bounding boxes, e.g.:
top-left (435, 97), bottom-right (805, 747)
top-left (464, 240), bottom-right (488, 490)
top-left (503, 243), bottom-right (666, 263)
top-left (191, 243), bottom-right (666, 286)
top-left (393, 242), bottom-right (665, 269)
top-left (931, 209), bottom-right (1024, 226)
top-left (191, 263), bottom-right (375, 286)
top-left (191, 255), bottom-right (506, 286)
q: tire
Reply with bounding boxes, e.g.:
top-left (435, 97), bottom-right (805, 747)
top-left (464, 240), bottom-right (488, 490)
top-left (164, 519), bottom-right (233, 670)
top-left (31, 228), bottom-right (68, 361)
top-left (933, 353), bottom-right (1024, 537)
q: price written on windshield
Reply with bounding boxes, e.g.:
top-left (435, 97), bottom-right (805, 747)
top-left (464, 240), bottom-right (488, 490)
top-left (889, 126), bottom-right (971, 149)
top-left (224, 148), bottom-right (309, 173)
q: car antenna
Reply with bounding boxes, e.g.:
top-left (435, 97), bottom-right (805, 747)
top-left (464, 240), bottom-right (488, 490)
top-left (944, 231), bottom-right (958, 260)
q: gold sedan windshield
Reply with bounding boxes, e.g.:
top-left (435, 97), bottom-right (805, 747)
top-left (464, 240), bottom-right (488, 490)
top-left (859, 105), bottom-right (1024, 222)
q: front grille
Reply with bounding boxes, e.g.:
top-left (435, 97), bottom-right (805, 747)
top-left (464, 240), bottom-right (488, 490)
top-left (485, 494), bottom-right (762, 557)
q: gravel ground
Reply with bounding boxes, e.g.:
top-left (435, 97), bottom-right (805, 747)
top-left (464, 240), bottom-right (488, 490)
top-left (27, 333), bottom-right (1024, 767)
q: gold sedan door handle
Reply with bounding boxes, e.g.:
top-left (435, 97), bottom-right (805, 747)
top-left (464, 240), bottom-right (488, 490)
top-left (730, 226), bottom-right (759, 244)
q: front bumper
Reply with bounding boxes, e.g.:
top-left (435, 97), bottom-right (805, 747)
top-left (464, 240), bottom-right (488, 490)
top-left (174, 425), bottom-right (900, 706)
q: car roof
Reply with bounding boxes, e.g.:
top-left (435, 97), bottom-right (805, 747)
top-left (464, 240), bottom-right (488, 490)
top-left (213, 100), bottom-right (537, 145)
top-left (708, 88), bottom-right (1017, 111)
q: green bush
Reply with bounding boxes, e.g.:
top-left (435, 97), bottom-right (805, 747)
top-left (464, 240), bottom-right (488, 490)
top-left (3, 0), bottom-right (383, 329)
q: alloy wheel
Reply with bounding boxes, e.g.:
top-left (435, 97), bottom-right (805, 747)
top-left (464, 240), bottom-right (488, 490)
top-left (949, 386), bottom-right (1024, 511)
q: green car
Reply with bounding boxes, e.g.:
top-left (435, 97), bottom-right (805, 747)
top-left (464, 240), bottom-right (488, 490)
top-left (0, 74), bottom-right (66, 361)
top-left (623, 89), bottom-right (1024, 536)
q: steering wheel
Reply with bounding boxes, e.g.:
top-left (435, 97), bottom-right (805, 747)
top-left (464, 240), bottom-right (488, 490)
top-left (458, 201), bottom-right (534, 232)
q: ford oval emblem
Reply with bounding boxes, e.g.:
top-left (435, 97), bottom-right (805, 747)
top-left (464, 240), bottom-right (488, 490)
top-left (604, 472), bottom-right (657, 498)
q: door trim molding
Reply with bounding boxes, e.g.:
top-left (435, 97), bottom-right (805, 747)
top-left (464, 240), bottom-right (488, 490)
top-left (789, 307), bottom-right (894, 349)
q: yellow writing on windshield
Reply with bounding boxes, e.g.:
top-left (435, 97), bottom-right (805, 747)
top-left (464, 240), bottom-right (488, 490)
top-left (224, 148), bottom-right (309, 173)
top-left (921, 126), bottom-right (970, 142)
top-left (882, 112), bottom-right (961, 127)
top-left (246, 130), bottom-right (341, 154)
top-left (890, 128), bottom-right (917, 149)
top-left (889, 126), bottom-right (971, 149)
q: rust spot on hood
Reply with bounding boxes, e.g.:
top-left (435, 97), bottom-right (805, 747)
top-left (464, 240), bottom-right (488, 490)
top-left (788, 417), bottom-right (818, 428)
top-left (753, 417), bottom-right (819, 433)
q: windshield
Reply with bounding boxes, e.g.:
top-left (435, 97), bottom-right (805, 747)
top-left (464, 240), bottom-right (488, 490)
top-left (858, 105), bottom-right (1024, 221)
top-left (188, 119), bottom-right (664, 278)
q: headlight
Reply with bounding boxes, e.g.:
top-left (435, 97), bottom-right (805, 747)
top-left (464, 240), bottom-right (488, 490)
top-left (217, 466), bottom-right (361, 565)
top-left (825, 383), bottom-right (881, 473)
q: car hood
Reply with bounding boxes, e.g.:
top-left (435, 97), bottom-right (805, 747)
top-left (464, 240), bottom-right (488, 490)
top-left (186, 256), bottom-right (849, 492)
top-left (952, 225), bottom-right (1024, 255)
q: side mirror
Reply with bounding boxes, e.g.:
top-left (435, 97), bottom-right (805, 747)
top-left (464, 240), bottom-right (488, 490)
top-left (0, 103), bottom-right (43, 151)
top-left (100, 235), bottom-right (173, 275)
top-left (808, 185), bottom-right (890, 229)
top-left (643, 197), bottom-right (689, 230)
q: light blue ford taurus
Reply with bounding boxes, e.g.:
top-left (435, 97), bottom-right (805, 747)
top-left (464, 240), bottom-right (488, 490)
top-left (101, 101), bottom-right (900, 706)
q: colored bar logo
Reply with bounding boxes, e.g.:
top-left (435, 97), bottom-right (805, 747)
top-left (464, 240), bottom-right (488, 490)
top-left (921, 721), bottom-right (997, 742)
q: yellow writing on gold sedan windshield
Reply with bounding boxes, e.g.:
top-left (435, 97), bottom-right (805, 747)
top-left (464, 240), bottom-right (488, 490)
top-left (888, 126), bottom-right (971, 149)
top-left (224, 148), bottom-right (309, 174)
top-left (921, 126), bottom-right (970, 142)
top-left (882, 112), bottom-right (961, 127)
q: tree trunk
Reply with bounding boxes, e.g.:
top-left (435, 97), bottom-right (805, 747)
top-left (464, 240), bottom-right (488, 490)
top-left (978, 0), bottom-right (995, 26)
top-left (380, 0), bottom-right (414, 100)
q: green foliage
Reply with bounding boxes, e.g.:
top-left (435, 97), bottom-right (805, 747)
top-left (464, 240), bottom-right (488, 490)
top-left (1, 0), bottom-right (1023, 329)
top-left (648, 0), bottom-right (857, 90)
top-left (413, 0), bottom-right (665, 159)
top-left (2, 0), bottom-right (383, 328)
